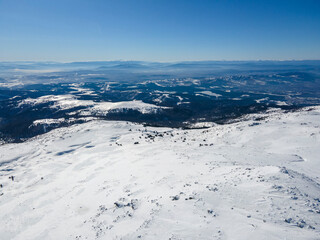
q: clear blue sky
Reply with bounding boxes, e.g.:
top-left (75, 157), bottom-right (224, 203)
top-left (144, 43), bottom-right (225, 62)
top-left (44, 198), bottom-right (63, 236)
top-left (0, 0), bottom-right (319, 62)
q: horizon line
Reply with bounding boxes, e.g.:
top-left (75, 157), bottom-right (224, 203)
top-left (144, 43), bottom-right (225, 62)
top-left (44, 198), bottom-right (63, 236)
top-left (1, 59), bottom-right (320, 64)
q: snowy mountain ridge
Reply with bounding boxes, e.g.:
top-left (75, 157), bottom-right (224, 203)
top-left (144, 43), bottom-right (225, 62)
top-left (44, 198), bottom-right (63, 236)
top-left (0, 106), bottom-right (320, 239)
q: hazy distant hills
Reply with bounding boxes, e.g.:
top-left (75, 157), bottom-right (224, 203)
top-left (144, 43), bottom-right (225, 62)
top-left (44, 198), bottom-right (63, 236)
top-left (1, 60), bottom-right (320, 74)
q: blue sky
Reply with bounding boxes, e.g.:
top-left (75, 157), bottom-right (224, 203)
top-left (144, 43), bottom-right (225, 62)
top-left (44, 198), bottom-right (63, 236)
top-left (0, 0), bottom-right (319, 62)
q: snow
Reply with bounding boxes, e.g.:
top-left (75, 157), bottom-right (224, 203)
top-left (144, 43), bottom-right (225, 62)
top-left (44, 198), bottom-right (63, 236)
top-left (0, 107), bottom-right (320, 239)
top-left (188, 122), bottom-right (217, 128)
top-left (31, 118), bottom-right (66, 126)
top-left (255, 97), bottom-right (269, 103)
top-left (69, 85), bottom-right (98, 96)
top-left (0, 82), bottom-right (24, 88)
top-left (81, 100), bottom-right (165, 115)
top-left (275, 101), bottom-right (288, 106)
top-left (196, 91), bottom-right (222, 98)
top-left (18, 95), bottom-right (90, 109)
top-left (18, 95), bottom-right (165, 114)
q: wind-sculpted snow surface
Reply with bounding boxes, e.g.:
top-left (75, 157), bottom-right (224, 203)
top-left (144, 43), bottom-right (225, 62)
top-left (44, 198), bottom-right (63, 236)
top-left (0, 107), bottom-right (320, 239)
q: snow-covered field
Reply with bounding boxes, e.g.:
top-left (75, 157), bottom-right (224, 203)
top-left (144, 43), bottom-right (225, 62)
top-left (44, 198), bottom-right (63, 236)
top-left (19, 95), bottom-right (164, 115)
top-left (0, 107), bottom-right (320, 240)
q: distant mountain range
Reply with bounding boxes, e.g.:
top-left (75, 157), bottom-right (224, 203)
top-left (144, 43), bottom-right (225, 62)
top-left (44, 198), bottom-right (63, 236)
top-left (1, 60), bottom-right (320, 143)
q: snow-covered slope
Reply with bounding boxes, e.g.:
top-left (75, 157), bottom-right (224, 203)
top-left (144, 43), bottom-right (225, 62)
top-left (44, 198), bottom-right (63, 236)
top-left (0, 107), bottom-right (320, 240)
top-left (19, 95), bottom-right (165, 114)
